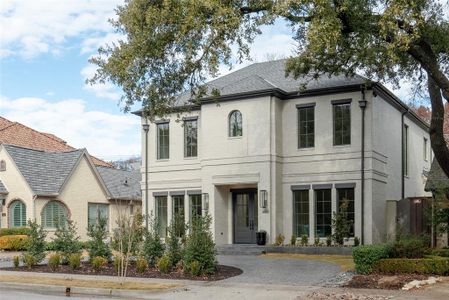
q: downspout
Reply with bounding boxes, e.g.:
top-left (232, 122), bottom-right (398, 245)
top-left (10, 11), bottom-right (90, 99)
top-left (142, 117), bottom-right (150, 230)
top-left (401, 110), bottom-right (408, 199)
top-left (359, 87), bottom-right (367, 245)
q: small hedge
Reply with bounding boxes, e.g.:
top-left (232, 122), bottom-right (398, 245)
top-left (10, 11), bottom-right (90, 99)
top-left (0, 227), bottom-right (31, 237)
top-left (376, 258), bottom-right (449, 275)
top-left (391, 236), bottom-right (428, 258)
top-left (352, 244), bottom-right (392, 274)
top-left (0, 235), bottom-right (29, 251)
top-left (430, 248), bottom-right (449, 258)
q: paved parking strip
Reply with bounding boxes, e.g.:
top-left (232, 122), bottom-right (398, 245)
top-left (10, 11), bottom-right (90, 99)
top-left (217, 255), bottom-right (341, 286)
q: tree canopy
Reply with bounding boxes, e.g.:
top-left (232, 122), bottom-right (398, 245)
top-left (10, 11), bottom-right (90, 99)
top-left (90, 0), bottom-right (449, 177)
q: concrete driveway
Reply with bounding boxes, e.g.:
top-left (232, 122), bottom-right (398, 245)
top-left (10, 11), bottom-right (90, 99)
top-left (217, 255), bottom-right (341, 286)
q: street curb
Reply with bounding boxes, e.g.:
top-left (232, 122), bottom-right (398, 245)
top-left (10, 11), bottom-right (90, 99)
top-left (0, 281), bottom-right (173, 299)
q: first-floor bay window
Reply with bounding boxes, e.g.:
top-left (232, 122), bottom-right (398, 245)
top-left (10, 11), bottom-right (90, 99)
top-left (293, 190), bottom-right (309, 236)
top-left (315, 189), bottom-right (331, 237)
top-left (337, 188), bottom-right (355, 237)
top-left (172, 195), bottom-right (185, 237)
top-left (155, 196), bottom-right (167, 238)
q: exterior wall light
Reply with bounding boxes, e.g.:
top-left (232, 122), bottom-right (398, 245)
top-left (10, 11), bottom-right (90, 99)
top-left (202, 193), bottom-right (209, 212)
top-left (260, 190), bottom-right (268, 209)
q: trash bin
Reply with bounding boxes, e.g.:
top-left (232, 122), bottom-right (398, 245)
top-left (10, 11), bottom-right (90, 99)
top-left (256, 230), bottom-right (267, 245)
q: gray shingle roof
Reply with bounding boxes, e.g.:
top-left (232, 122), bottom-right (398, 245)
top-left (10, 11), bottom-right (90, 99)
top-left (425, 159), bottom-right (449, 192)
top-left (96, 166), bottom-right (141, 200)
top-left (175, 59), bottom-right (367, 104)
top-left (3, 144), bottom-right (83, 195)
top-left (0, 179), bottom-right (7, 194)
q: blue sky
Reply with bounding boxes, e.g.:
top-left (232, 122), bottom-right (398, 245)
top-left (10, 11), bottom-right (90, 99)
top-left (0, 0), bottom-right (415, 161)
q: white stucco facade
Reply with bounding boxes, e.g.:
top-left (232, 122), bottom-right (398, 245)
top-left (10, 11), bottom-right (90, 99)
top-left (139, 83), bottom-right (431, 245)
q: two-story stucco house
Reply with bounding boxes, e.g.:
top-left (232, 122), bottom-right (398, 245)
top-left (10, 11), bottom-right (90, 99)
top-left (135, 59), bottom-right (431, 245)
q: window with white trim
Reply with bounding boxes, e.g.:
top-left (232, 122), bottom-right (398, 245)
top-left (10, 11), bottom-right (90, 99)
top-left (42, 201), bottom-right (67, 228)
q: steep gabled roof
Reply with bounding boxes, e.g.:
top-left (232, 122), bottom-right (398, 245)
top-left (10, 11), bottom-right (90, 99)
top-left (0, 117), bottom-right (112, 167)
top-left (96, 166), bottom-right (141, 201)
top-left (3, 144), bottom-right (84, 196)
top-left (425, 159), bottom-right (449, 192)
top-left (0, 179), bottom-right (8, 195)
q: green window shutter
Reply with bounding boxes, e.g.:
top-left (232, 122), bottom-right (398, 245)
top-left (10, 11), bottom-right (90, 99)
top-left (10, 201), bottom-right (26, 228)
top-left (43, 201), bottom-right (67, 228)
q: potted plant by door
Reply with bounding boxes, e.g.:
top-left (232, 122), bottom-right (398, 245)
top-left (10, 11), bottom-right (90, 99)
top-left (256, 230), bottom-right (267, 245)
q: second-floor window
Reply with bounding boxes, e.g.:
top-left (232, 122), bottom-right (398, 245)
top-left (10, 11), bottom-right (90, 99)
top-left (333, 102), bottom-right (351, 146)
top-left (297, 105), bottom-right (315, 148)
top-left (184, 119), bottom-right (198, 157)
top-left (157, 122), bottom-right (169, 160)
top-left (229, 110), bottom-right (242, 137)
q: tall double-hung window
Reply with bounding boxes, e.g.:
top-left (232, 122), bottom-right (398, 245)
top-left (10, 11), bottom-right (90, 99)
top-left (157, 122), bottom-right (169, 160)
top-left (155, 196), bottom-right (168, 237)
top-left (172, 195), bottom-right (185, 237)
top-left (337, 187), bottom-right (355, 237)
top-left (333, 100), bottom-right (351, 145)
top-left (293, 189), bottom-right (309, 236)
top-left (297, 104), bottom-right (315, 148)
top-left (88, 203), bottom-right (109, 229)
top-left (315, 189), bottom-right (332, 237)
top-left (184, 119), bottom-right (198, 157)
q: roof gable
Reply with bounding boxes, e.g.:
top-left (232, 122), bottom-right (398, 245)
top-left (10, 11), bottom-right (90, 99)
top-left (3, 144), bottom-right (84, 196)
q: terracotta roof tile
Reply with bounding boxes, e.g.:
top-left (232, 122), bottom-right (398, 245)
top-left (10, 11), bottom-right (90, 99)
top-left (0, 117), bottom-right (112, 167)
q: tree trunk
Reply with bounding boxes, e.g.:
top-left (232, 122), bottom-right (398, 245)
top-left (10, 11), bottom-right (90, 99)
top-left (427, 76), bottom-right (449, 177)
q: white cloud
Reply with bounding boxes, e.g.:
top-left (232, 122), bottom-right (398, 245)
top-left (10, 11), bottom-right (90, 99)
top-left (0, 95), bottom-right (140, 160)
top-left (81, 64), bottom-right (122, 101)
top-left (0, 0), bottom-right (124, 59)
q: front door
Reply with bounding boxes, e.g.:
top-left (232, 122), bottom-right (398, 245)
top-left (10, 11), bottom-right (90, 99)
top-left (233, 189), bottom-right (258, 244)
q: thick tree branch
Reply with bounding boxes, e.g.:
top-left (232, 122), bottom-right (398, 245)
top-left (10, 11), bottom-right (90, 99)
top-left (428, 77), bottom-right (449, 176)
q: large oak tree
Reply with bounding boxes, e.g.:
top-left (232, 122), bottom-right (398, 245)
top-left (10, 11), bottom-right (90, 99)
top-left (90, 0), bottom-right (449, 177)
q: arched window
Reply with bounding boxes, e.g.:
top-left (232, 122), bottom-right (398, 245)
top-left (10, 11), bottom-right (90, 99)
top-left (229, 110), bottom-right (242, 137)
top-left (42, 201), bottom-right (67, 228)
top-left (9, 200), bottom-right (26, 227)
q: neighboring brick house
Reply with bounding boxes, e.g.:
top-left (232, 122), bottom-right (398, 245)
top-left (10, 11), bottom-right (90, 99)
top-left (0, 144), bottom-right (141, 239)
top-left (0, 116), bottom-right (111, 167)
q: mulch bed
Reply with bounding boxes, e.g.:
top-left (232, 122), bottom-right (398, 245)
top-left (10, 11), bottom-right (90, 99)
top-left (345, 274), bottom-right (428, 290)
top-left (1, 262), bottom-right (243, 281)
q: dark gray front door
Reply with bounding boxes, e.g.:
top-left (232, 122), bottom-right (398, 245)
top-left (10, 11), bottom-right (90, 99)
top-left (233, 189), bottom-right (258, 244)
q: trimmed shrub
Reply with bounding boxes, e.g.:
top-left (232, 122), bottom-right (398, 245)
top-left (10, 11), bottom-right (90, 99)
top-left (189, 260), bottom-right (201, 276)
top-left (300, 234), bottom-right (308, 246)
top-left (13, 256), bottom-right (20, 268)
top-left (136, 257), bottom-right (148, 274)
top-left (158, 254), bottom-right (171, 274)
top-left (25, 220), bottom-right (47, 264)
top-left (48, 253), bottom-right (61, 271)
top-left (0, 235), bottom-right (28, 250)
top-left (376, 258), bottom-right (449, 275)
top-left (354, 237), bottom-right (360, 247)
top-left (275, 234), bottom-right (285, 246)
top-left (53, 219), bottom-right (82, 264)
top-left (22, 253), bottom-right (36, 269)
top-left (68, 253), bottom-right (81, 270)
top-left (314, 237), bottom-right (321, 246)
top-left (392, 236), bottom-right (429, 258)
top-left (92, 256), bottom-right (108, 271)
top-left (142, 229), bottom-right (165, 267)
top-left (290, 234), bottom-right (297, 246)
top-left (113, 254), bottom-right (124, 272)
top-left (166, 223), bottom-right (183, 266)
top-left (183, 215), bottom-right (216, 275)
top-left (0, 227), bottom-right (31, 237)
top-left (326, 236), bottom-right (332, 247)
top-left (353, 244), bottom-right (392, 274)
top-left (86, 216), bottom-right (111, 262)
top-left (430, 248), bottom-right (449, 258)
